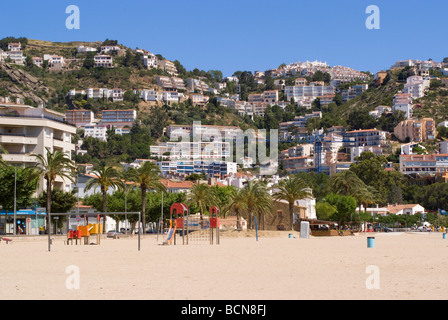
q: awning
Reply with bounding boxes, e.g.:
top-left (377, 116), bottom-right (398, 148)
top-left (0, 210), bottom-right (47, 216)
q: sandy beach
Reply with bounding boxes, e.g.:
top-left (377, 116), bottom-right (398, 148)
top-left (0, 231), bottom-right (447, 300)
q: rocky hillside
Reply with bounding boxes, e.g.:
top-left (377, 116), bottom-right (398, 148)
top-left (0, 62), bottom-right (49, 106)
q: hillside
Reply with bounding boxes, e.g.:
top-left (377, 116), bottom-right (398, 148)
top-left (1, 37), bottom-right (448, 134)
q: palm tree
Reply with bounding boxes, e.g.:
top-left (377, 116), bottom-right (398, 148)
top-left (31, 148), bottom-right (76, 233)
top-left (330, 170), bottom-right (367, 197)
top-left (241, 181), bottom-right (273, 230)
top-left (188, 183), bottom-right (218, 220)
top-left (225, 187), bottom-right (247, 230)
top-left (272, 175), bottom-right (313, 231)
top-left (84, 166), bottom-right (124, 233)
top-left (127, 161), bottom-right (166, 233)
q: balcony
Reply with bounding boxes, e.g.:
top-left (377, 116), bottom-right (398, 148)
top-left (1, 153), bottom-right (36, 163)
top-left (0, 135), bottom-right (38, 145)
top-left (53, 138), bottom-right (75, 151)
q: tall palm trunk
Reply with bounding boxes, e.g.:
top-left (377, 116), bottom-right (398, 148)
top-left (102, 186), bottom-right (107, 233)
top-left (248, 206), bottom-right (253, 229)
top-left (236, 208), bottom-right (241, 230)
top-left (141, 187), bottom-right (147, 234)
top-left (290, 203), bottom-right (295, 231)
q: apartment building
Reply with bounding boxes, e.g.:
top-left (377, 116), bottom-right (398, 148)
top-left (281, 156), bottom-right (314, 174)
top-left (295, 78), bottom-right (307, 86)
top-left (189, 93), bottom-right (210, 107)
top-left (82, 124), bottom-right (108, 141)
top-left (150, 141), bottom-right (231, 161)
top-left (158, 60), bottom-right (178, 76)
top-left (351, 145), bottom-right (384, 162)
top-left (0, 102), bottom-right (76, 192)
top-left (65, 110), bottom-right (95, 126)
top-left (248, 90), bottom-right (278, 105)
top-left (142, 53), bottom-right (158, 69)
top-left (393, 93), bottom-right (413, 119)
top-left (284, 84), bottom-right (334, 104)
top-left (100, 45), bottom-right (121, 53)
top-left (156, 76), bottom-right (186, 91)
top-left (262, 90), bottom-right (279, 105)
top-left (344, 129), bottom-right (387, 147)
top-left (374, 71), bottom-right (388, 86)
top-left (101, 109), bottom-right (137, 125)
top-left (394, 118), bottom-right (436, 143)
top-left (400, 154), bottom-right (448, 176)
top-left (186, 78), bottom-right (209, 93)
top-left (86, 88), bottom-right (123, 102)
top-left (162, 91), bottom-right (182, 104)
top-left (165, 124), bottom-right (241, 141)
top-left (248, 93), bottom-right (263, 104)
top-left (94, 55), bottom-right (114, 68)
top-left (140, 90), bottom-right (162, 102)
top-left (7, 42), bottom-right (22, 52)
top-left (32, 57), bottom-right (43, 68)
top-left (6, 51), bottom-right (26, 65)
top-left (403, 76), bottom-right (430, 99)
top-left (341, 84), bottom-right (368, 102)
top-left (47, 55), bottom-right (65, 68)
top-left (157, 160), bottom-right (237, 177)
top-left (77, 45), bottom-right (97, 53)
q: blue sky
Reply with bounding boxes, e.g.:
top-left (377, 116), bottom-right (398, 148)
top-left (1, 0), bottom-right (447, 77)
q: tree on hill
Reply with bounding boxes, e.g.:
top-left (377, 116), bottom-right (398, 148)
top-left (0, 36), bottom-right (28, 51)
top-left (102, 39), bottom-right (118, 46)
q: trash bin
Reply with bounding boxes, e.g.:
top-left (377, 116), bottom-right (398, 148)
top-left (367, 237), bottom-right (375, 248)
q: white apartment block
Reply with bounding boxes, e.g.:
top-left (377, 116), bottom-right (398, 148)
top-left (142, 53), bottom-right (158, 69)
top-left (285, 85), bottom-right (334, 105)
top-left (82, 124), bottom-right (108, 141)
top-left (77, 45), bottom-right (97, 53)
top-left (100, 45), bottom-right (121, 53)
top-left (186, 78), bottom-right (209, 93)
top-left (94, 55), bottom-right (114, 68)
top-left (0, 103), bottom-right (76, 193)
top-left (157, 160), bottom-right (237, 177)
top-left (86, 88), bottom-right (123, 102)
top-left (32, 57), bottom-right (43, 68)
top-left (403, 76), bottom-right (430, 99)
top-left (7, 42), bottom-right (22, 52)
top-left (400, 154), bottom-right (448, 176)
top-left (350, 145), bottom-right (384, 162)
top-left (45, 55), bottom-right (65, 68)
top-left (166, 124), bottom-right (242, 142)
top-left (6, 51), bottom-right (26, 65)
top-left (156, 76), bottom-right (186, 91)
top-left (151, 141), bottom-right (231, 161)
top-left (162, 91), bottom-right (182, 104)
top-left (393, 93), bottom-right (413, 119)
top-left (140, 90), bottom-right (162, 102)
